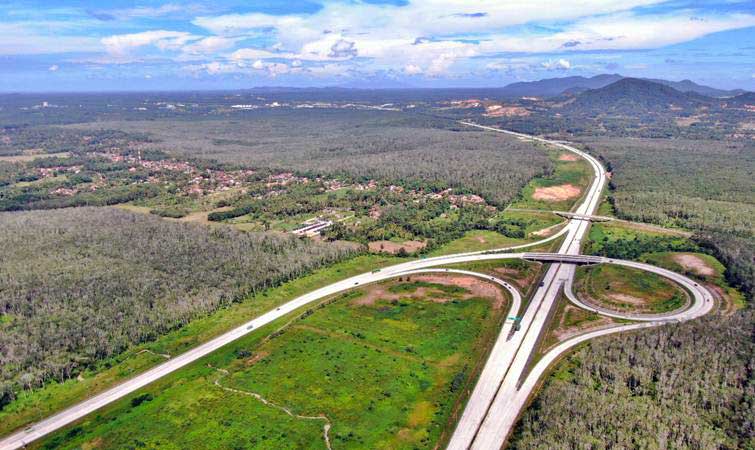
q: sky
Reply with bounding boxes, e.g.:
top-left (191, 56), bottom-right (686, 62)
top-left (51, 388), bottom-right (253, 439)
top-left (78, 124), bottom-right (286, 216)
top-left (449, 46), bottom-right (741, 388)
top-left (1, 0), bottom-right (754, 92)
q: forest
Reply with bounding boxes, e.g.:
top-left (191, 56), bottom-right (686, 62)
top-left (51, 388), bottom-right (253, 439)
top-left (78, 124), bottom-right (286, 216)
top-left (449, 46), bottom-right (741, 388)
top-left (0, 207), bottom-right (358, 407)
top-left (68, 109), bottom-right (552, 207)
top-left (510, 309), bottom-right (754, 449)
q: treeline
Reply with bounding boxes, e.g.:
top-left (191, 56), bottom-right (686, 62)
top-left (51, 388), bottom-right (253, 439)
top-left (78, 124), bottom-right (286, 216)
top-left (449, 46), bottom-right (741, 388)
top-left (510, 309), bottom-right (754, 449)
top-left (696, 232), bottom-right (754, 299)
top-left (0, 126), bottom-right (150, 156)
top-left (0, 207), bottom-right (358, 406)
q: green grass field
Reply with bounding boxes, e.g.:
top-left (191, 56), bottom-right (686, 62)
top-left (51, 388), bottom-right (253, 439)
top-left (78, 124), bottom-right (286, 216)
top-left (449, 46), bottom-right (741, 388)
top-left (0, 254), bottom-right (404, 437)
top-left (33, 278), bottom-right (507, 450)
top-left (575, 264), bottom-right (687, 314)
top-left (428, 211), bottom-right (564, 257)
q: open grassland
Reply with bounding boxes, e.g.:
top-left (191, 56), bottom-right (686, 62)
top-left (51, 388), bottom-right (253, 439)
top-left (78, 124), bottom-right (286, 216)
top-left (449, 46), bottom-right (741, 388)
top-left (510, 150), bottom-right (593, 212)
top-left (0, 241), bottom-right (399, 437)
top-left (34, 277), bottom-right (507, 450)
top-left (575, 264), bottom-right (687, 314)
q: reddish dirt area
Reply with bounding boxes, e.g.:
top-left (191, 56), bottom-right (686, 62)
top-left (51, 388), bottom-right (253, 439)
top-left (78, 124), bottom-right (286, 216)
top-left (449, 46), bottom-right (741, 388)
top-left (532, 183), bottom-right (581, 202)
top-left (353, 274), bottom-right (506, 309)
top-left (243, 351), bottom-right (270, 367)
top-left (483, 105), bottom-right (531, 117)
top-left (673, 253), bottom-right (715, 276)
top-left (557, 153), bottom-right (579, 161)
top-left (368, 240), bottom-right (426, 254)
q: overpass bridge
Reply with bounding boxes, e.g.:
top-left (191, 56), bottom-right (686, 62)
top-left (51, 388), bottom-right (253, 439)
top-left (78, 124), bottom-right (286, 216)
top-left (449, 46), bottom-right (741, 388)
top-left (523, 253), bottom-right (605, 265)
top-left (553, 211), bottom-right (614, 222)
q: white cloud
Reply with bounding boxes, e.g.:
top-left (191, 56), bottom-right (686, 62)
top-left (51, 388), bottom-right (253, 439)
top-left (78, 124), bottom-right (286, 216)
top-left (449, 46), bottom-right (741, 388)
top-left (48, 64), bottom-right (59, 71)
top-left (181, 36), bottom-right (237, 56)
top-left (404, 64), bottom-right (422, 75)
top-left (542, 58), bottom-right (571, 70)
top-left (102, 30), bottom-right (198, 56)
top-left (188, 0), bottom-right (754, 79)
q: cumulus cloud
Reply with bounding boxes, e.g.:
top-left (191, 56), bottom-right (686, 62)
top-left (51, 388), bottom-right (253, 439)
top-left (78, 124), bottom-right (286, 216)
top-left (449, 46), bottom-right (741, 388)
top-left (542, 58), bottom-right (571, 70)
top-left (102, 30), bottom-right (197, 55)
top-left (7, 0), bottom-right (755, 84)
top-left (48, 64), bottom-right (59, 71)
top-left (404, 64), bottom-right (422, 75)
top-left (328, 39), bottom-right (357, 58)
top-left (181, 36), bottom-right (237, 57)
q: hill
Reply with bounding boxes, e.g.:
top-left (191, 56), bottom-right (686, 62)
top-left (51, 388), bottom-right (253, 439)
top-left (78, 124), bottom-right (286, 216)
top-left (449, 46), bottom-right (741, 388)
top-left (500, 74), bottom-right (622, 98)
top-left (566, 78), bottom-right (712, 114)
top-left (647, 78), bottom-right (745, 98)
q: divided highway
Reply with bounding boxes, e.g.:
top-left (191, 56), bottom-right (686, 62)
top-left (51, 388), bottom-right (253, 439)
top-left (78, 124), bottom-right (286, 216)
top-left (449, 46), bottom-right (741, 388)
top-left (0, 124), bottom-right (714, 450)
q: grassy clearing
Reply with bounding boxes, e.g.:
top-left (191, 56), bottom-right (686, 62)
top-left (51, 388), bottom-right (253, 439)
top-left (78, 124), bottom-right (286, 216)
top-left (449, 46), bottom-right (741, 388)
top-left (0, 151), bottom-right (71, 162)
top-left (575, 264), bottom-right (687, 314)
top-left (585, 221), bottom-right (698, 260)
top-left (641, 252), bottom-right (745, 309)
top-left (511, 150), bottom-right (593, 212)
top-left (540, 294), bottom-right (613, 353)
top-left (428, 211), bottom-right (564, 257)
top-left (428, 230), bottom-right (526, 256)
top-left (0, 254), bottom-right (402, 437)
top-left (33, 278), bottom-right (505, 450)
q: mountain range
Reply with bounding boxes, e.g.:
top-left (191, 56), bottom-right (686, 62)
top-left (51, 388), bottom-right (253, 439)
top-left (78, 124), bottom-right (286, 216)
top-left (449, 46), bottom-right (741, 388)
top-left (499, 74), bottom-right (746, 99)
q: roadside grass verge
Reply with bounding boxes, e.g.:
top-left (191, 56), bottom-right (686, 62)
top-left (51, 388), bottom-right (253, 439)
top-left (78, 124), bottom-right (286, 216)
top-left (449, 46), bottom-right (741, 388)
top-left (0, 254), bottom-right (403, 437)
top-left (32, 278), bottom-right (506, 450)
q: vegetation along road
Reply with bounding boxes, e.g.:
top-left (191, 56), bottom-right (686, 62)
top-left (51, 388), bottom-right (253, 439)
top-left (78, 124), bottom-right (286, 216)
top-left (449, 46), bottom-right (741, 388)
top-left (0, 123), bottom-right (715, 450)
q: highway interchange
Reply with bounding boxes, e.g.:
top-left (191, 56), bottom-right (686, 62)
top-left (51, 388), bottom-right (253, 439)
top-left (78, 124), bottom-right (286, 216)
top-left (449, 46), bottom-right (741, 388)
top-left (0, 123), bottom-right (715, 450)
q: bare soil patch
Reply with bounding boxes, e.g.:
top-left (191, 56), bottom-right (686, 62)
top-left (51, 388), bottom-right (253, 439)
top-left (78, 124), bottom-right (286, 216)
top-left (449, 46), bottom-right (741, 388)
top-left (608, 293), bottom-right (645, 305)
top-left (673, 253), bottom-right (715, 276)
top-left (532, 183), bottom-right (581, 202)
top-left (244, 351), bottom-right (270, 367)
top-left (368, 240), bottom-right (426, 254)
top-left (557, 153), bottom-right (579, 161)
top-left (353, 275), bottom-right (506, 309)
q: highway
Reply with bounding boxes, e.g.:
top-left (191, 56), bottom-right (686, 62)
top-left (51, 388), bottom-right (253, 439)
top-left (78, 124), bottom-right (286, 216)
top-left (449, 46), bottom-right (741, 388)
top-left (0, 124), bottom-right (714, 450)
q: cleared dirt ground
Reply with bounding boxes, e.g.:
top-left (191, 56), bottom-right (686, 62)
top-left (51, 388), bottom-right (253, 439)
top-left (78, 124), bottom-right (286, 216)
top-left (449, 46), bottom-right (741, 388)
top-left (532, 183), bottom-right (581, 202)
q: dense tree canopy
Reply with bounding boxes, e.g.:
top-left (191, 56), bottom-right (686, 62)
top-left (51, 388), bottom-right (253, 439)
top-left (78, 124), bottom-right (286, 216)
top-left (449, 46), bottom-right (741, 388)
top-left (0, 207), bottom-right (358, 405)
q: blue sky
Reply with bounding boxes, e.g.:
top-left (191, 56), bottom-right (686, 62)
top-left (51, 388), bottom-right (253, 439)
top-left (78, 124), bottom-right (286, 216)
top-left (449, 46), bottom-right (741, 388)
top-left (1, 0), bottom-right (753, 91)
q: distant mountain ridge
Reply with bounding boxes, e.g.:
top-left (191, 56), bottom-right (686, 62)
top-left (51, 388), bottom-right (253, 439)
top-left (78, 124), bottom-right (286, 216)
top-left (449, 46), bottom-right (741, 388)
top-left (500, 74), bottom-right (745, 98)
top-left (566, 78), bottom-right (713, 115)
